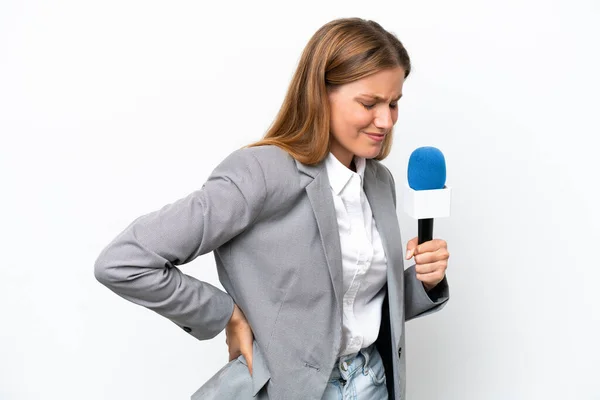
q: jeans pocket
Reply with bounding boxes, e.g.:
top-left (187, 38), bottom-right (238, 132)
top-left (367, 366), bottom-right (386, 386)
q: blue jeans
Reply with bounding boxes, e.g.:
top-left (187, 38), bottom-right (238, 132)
top-left (321, 344), bottom-right (388, 400)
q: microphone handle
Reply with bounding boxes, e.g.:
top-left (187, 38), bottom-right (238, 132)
top-left (418, 218), bottom-right (434, 245)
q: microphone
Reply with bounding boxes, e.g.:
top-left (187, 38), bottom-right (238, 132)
top-left (403, 147), bottom-right (452, 245)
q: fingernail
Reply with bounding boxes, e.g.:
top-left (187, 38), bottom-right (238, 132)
top-left (406, 250), bottom-right (413, 259)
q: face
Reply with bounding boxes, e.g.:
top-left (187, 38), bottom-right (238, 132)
top-left (327, 66), bottom-right (405, 168)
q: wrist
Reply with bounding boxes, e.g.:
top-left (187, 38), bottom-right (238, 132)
top-left (228, 304), bottom-right (244, 327)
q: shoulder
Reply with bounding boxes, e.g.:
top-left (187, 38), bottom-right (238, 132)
top-left (231, 145), bottom-right (303, 216)
top-left (241, 145), bottom-right (297, 175)
top-left (214, 145), bottom-right (296, 177)
top-left (206, 146), bottom-right (301, 218)
top-left (241, 146), bottom-right (303, 198)
top-left (218, 144), bottom-right (301, 195)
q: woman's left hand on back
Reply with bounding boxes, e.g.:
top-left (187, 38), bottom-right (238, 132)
top-left (226, 304), bottom-right (254, 375)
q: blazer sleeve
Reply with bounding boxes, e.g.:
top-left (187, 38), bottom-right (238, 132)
top-left (94, 149), bottom-right (267, 341)
top-left (381, 164), bottom-right (450, 322)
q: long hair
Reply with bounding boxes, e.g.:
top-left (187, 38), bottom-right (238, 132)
top-left (247, 18), bottom-right (411, 165)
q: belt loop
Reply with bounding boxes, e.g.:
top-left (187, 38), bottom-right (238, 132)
top-left (361, 344), bottom-right (372, 375)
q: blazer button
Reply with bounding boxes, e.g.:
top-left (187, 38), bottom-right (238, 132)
top-left (183, 326), bottom-right (192, 333)
top-left (398, 348), bottom-right (402, 358)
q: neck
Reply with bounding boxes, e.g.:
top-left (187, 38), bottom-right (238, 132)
top-left (329, 143), bottom-right (354, 170)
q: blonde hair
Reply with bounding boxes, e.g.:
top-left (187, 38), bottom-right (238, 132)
top-left (247, 18), bottom-right (411, 165)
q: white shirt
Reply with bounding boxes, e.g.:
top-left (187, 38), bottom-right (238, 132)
top-left (325, 152), bottom-right (388, 357)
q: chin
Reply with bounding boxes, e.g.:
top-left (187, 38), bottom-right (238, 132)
top-left (355, 146), bottom-right (383, 160)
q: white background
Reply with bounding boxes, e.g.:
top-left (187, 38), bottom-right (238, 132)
top-left (1, 0), bottom-right (599, 399)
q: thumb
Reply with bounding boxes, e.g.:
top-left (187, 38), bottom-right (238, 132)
top-left (241, 337), bottom-right (254, 376)
top-left (406, 237), bottom-right (418, 259)
top-left (244, 346), bottom-right (254, 376)
top-left (247, 355), bottom-right (253, 376)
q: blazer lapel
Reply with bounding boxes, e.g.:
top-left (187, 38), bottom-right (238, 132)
top-left (295, 159), bottom-right (343, 310)
top-left (363, 161), bottom-right (404, 345)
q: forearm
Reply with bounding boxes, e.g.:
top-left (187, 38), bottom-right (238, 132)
top-left (94, 224), bottom-right (235, 340)
top-left (94, 149), bottom-right (268, 340)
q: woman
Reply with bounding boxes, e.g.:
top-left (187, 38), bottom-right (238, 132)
top-left (94, 17), bottom-right (450, 400)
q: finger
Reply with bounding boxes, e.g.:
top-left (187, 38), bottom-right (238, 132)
top-left (228, 349), bottom-right (241, 362)
top-left (405, 237), bottom-right (418, 259)
top-left (240, 334), bottom-right (255, 375)
top-left (415, 260), bottom-right (448, 275)
top-left (416, 270), bottom-right (446, 286)
top-left (414, 248), bottom-right (450, 265)
top-left (247, 354), bottom-right (253, 375)
top-left (415, 239), bottom-right (447, 255)
top-left (242, 349), bottom-right (254, 375)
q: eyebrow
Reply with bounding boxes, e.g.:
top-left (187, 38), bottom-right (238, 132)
top-left (358, 93), bottom-right (403, 102)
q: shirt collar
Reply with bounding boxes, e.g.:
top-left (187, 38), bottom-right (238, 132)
top-left (325, 152), bottom-right (366, 195)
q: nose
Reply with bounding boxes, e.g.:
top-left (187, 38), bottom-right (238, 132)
top-left (374, 108), bottom-right (394, 130)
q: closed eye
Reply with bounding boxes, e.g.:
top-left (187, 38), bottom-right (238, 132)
top-left (362, 102), bottom-right (398, 110)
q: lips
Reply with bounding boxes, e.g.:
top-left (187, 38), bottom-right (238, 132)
top-left (365, 132), bottom-right (386, 142)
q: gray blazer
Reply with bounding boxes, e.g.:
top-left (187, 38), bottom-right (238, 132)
top-left (94, 145), bottom-right (449, 399)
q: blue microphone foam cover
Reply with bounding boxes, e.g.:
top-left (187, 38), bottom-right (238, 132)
top-left (407, 147), bottom-right (446, 190)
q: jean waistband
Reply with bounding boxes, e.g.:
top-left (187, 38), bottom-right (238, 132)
top-left (329, 343), bottom-right (377, 380)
